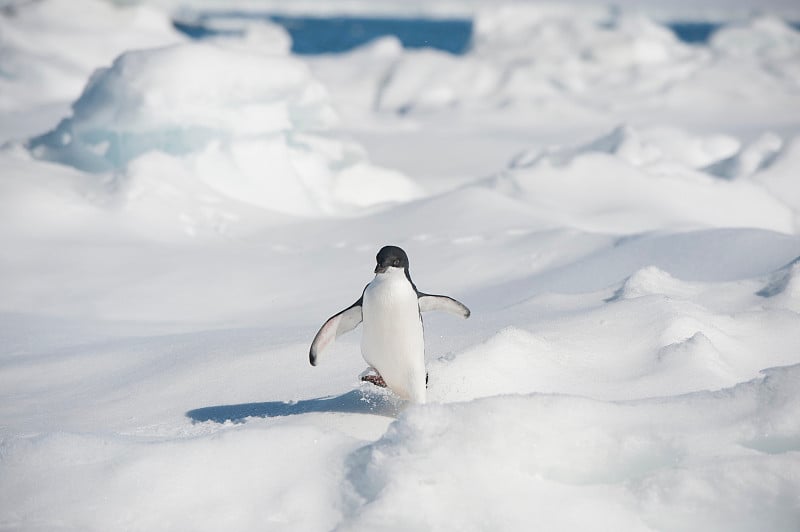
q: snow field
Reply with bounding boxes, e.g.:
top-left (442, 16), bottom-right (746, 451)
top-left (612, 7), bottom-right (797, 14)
top-left (343, 365), bottom-right (800, 531)
top-left (1, 1), bottom-right (800, 530)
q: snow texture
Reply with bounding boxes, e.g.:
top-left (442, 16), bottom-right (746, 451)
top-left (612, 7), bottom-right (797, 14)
top-left (1, 1), bottom-right (800, 531)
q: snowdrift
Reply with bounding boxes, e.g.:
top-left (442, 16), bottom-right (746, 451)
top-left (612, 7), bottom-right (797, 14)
top-left (484, 125), bottom-right (799, 234)
top-left (26, 36), bottom-right (422, 234)
top-left (343, 365), bottom-right (800, 531)
top-left (310, 9), bottom-right (800, 125)
top-left (0, 0), bottom-right (184, 113)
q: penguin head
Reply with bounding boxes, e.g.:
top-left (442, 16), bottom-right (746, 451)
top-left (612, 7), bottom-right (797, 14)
top-left (375, 245), bottom-right (409, 274)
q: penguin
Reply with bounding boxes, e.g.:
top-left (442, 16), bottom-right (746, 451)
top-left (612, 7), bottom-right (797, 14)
top-left (309, 245), bottom-right (470, 403)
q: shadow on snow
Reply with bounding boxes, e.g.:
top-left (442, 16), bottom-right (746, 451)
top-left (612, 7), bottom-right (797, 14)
top-left (186, 389), bottom-right (400, 424)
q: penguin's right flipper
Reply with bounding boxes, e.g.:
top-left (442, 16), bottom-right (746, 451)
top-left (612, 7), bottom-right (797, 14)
top-left (309, 298), bottom-right (362, 366)
top-left (417, 293), bottom-right (471, 319)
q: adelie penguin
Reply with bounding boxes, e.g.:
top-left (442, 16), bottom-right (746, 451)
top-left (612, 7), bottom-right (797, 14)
top-left (310, 245), bottom-right (470, 403)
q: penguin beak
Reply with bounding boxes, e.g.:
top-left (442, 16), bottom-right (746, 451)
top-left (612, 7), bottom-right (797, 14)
top-left (374, 264), bottom-right (387, 274)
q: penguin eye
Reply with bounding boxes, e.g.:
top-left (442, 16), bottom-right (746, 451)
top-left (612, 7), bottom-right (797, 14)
top-left (393, 259), bottom-right (400, 266)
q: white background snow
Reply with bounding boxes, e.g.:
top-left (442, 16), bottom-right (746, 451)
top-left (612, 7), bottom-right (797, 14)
top-left (1, 0), bottom-right (799, 530)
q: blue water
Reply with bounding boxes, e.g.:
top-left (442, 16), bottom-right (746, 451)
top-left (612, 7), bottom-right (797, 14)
top-left (174, 14), bottom-right (800, 55)
top-left (174, 14), bottom-right (473, 54)
top-left (669, 22), bottom-right (721, 43)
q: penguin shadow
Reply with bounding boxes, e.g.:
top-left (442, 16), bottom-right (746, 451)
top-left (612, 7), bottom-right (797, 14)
top-left (186, 389), bottom-right (401, 424)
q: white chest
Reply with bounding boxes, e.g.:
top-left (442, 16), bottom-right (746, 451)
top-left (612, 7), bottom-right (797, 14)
top-left (362, 270), bottom-right (421, 338)
top-left (360, 268), bottom-right (426, 401)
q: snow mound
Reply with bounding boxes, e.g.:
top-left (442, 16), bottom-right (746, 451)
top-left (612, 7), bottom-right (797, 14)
top-left (343, 365), bottom-right (800, 531)
top-left (512, 125), bottom-right (788, 186)
top-left (380, 8), bottom-right (701, 114)
top-left (610, 266), bottom-right (698, 301)
top-left (375, 49), bottom-right (502, 114)
top-left (711, 15), bottom-right (800, 70)
top-left (0, 423), bottom-right (357, 531)
top-left (664, 15), bottom-right (800, 121)
top-left (704, 132), bottom-right (784, 180)
top-left (758, 256), bottom-right (800, 311)
top-left (0, 0), bottom-right (184, 113)
top-left (427, 292), bottom-right (757, 402)
top-left (509, 125), bottom-right (683, 169)
top-left (427, 327), bottom-right (558, 400)
top-left (28, 40), bottom-right (423, 227)
top-left (752, 137), bottom-right (800, 230)
top-left (509, 125), bottom-right (762, 172)
top-left (488, 125), bottom-right (796, 234)
top-left (311, 8), bottom-right (800, 124)
top-left (474, 6), bottom-right (693, 68)
top-left (31, 42), bottom-right (336, 172)
top-left (653, 331), bottom-right (735, 390)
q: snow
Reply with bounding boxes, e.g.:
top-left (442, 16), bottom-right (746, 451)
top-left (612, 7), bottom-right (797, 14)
top-left (140, 0), bottom-right (800, 23)
top-left (342, 366), bottom-right (800, 530)
top-left (486, 125), bottom-right (797, 234)
top-left (308, 9), bottom-right (800, 129)
top-left (0, 0), bottom-right (185, 139)
top-left (2, 1), bottom-right (800, 530)
top-left (26, 37), bottom-right (421, 222)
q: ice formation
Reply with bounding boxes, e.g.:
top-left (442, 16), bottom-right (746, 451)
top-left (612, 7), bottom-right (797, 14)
top-left (1, 1), bottom-right (800, 531)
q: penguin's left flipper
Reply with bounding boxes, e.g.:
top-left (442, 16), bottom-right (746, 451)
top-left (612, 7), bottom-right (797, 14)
top-left (309, 298), bottom-right (363, 366)
top-left (417, 293), bottom-right (471, 319)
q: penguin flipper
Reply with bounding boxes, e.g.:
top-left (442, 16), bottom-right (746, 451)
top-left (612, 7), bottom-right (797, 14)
top-left (417, 294), bottom-right (471, 319)
top-left (309, 299), bottom-right (363, 366)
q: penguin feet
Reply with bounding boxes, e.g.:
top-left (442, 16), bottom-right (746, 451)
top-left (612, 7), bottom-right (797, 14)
top-left (361, 373), bottom-right (387, 388)
top-left (360, 371), bottom-right (428, 390)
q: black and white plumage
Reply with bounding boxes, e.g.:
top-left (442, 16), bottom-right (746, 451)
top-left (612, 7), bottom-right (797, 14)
top-left (309, 245), bottom-right (470, 403)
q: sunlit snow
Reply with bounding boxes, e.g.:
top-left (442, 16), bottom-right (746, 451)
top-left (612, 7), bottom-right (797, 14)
top-left (1, 0), bottom-right (799, 530)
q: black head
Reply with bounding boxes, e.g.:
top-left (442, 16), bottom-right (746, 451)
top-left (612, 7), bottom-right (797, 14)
top-left (375, 245), bottom-right (409, 274)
